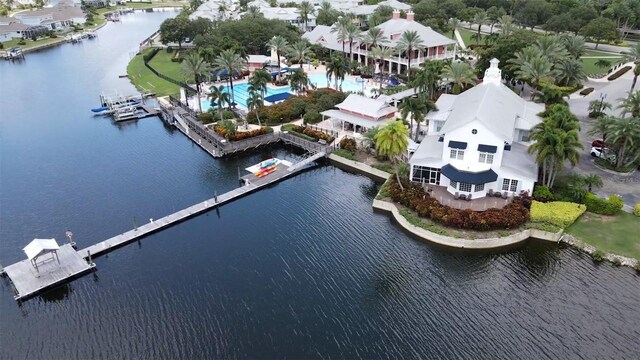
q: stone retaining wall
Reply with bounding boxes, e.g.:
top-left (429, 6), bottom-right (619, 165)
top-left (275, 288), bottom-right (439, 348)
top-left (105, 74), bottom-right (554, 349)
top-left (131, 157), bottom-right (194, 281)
top-left (327, 153), bottom-right (391, 182)
top-left (373, 199), bottom-right (561, 250)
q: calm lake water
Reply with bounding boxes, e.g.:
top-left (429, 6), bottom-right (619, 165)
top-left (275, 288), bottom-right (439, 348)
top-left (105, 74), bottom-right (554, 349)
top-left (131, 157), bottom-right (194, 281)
top-left (1, 11), bottom-right (639, 359)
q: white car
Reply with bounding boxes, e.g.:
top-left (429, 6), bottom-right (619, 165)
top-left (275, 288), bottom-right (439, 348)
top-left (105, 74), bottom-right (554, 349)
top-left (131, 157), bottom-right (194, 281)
top-left (590, 147), bottom-right (616, 162)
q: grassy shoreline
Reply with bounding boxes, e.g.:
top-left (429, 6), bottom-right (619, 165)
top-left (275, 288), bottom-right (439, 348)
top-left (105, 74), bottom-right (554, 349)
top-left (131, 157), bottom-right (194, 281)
top-left (126, 48), bottom-right (184, 96)
top-left (567, 212), bottom-right (640, 260)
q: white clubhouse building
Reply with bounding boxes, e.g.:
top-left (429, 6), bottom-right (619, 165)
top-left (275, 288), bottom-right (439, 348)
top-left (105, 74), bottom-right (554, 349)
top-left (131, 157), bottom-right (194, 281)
top-left (303, 10), bottom-right (456, 74)
top-left (409, 59), bottom-right (544, 199)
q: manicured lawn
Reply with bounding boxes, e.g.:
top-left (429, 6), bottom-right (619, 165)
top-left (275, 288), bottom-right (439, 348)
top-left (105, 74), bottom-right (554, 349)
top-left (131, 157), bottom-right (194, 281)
top-left (581, 57), bottom-right (623, 75)
top-left (457, 28), bottom-right (484, 47)
top-left (567, 211), bottom-right (640, 259)
top-left (126, 49), bottom-right (182, 96)
top-left (1, 36), bottom-right (64, 50)
top-left (583, 49), bottom-right (621, 57)
top-left (149, 48), bottom-right (187, 81)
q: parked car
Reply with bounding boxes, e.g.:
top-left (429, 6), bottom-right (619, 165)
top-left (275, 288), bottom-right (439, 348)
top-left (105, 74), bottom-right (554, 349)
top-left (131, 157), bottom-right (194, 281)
top-left (590, 147), bottom-right (616, 162)
top-left (592, 139), bottom-right (605, 147)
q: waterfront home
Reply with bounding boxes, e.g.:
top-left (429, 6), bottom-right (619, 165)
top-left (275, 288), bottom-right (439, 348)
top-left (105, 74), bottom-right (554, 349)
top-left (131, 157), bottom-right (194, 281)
top-left (255, 5), bottom-right (316, 31)
top-left (189, 0), bottom-right (238, 21)
top-left (409, 59), bottom-right (544, 199)
top-left (303, 10), bottom-right (456, 74)
top-left (0, 17), bottom-right (31, 41)
top-left (13, 6), bottom-right (86, 31)
top-left (321, 94), bottom-right (397, 133)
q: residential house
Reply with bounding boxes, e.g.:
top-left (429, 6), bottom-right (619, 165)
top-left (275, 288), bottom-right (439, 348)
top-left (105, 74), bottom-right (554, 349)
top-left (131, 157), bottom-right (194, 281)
top-left (0, 17), bottom-right (30, 41)
top-left (320, 93), bottom-right (397, 133)
top-left (303, 10), bottom-right (456, 74)
top-left (13, 6), bottom-right (86, 31)
top-left (258, 6), bottom-right (316, 31)
top-left (409, 59), bottom-right (544, 199)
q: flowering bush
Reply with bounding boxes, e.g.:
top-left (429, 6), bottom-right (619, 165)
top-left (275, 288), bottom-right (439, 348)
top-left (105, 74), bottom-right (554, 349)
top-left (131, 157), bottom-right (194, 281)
top-left (387, 180), bottom-right (530, 231)
top-left (530, 201), bottom-right (586, 228)
top-left (291, 125), bottom-right (335, 143)
top-left (339, 137), bottom-right (357, 152)
top-left (214, 125), bottom-right (271, 141)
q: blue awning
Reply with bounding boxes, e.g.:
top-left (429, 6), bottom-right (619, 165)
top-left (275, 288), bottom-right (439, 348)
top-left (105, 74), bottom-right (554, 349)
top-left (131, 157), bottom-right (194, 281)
top-left (448, 141), bottom-right (467, 149)
top-left (264, 92), bottom-right (292, 103)
top-left (478, 144), bottom-right (497, 153)
top-left (211, 69), bottom-right (239, 77)
top-left (441, 164), bottom-right (498, 185)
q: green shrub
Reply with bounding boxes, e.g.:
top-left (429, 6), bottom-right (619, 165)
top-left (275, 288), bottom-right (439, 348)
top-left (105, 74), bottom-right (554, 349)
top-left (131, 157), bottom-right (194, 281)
top-left (533, 185), bottom-right (553, 200)
top-left (579, 87), bottom-right (594, 96)
top-left (607, 66), bottom-right (631, 81)
top-left (17, 39), bottom-right (26, 45)
top-left (142, 48), bottom-right (160, 63)
top-left (198, 111), bottom-right (215, 124)
top-left (223, 110), bottom-right (234, 119)
top-left (530, 201), bottom-right (586, 228)
top-left (333, 148), bottom-right (356, 160)
top-left (634, 204), bottom-right (640, 217)
top-left (372, 163), bottom-right (394, 173)
top-left (592, 249), bottom-right (605, 262)
top-left (585, 193), bottom-right (623, 215)
top-left (303, 111), bottom-right (321, 124)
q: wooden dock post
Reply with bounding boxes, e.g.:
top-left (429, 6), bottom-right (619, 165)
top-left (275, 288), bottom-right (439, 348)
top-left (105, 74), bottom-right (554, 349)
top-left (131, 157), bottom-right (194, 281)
top-left (87, 250), bottom-right (94, 266)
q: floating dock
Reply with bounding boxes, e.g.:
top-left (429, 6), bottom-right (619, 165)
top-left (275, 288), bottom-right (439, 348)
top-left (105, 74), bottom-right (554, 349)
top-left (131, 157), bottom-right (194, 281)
top-left (3, 244), bottom-right (95, 301)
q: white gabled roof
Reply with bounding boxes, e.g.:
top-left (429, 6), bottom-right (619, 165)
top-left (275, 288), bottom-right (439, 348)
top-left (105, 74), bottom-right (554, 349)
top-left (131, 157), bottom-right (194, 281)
top-left (335, 94), bottom-right (397, 119)
top-left (375, 18), bottom-right (456, 48)
top-left (437, 82), bottom-right (543, 143)
top-left (302, 25), bottom-right (343, 52)
top-left (23, 238), bottom-right (60, 261)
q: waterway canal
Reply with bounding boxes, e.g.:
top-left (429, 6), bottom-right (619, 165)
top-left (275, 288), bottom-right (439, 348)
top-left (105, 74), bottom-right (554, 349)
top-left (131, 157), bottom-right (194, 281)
top-left (0, 11), bottom-right (639, 359)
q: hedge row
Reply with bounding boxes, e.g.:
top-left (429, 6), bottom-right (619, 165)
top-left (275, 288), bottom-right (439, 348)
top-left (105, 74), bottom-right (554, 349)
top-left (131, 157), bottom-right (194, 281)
top-left (585, 193), bottom-right (623, 215)
top-left (142, 48), bottom-right (160, 63)
top-left (530, 201), bottom-right (586, 228)
top-left (387, 180), bottom-right (531, 231)
top-left (607, 66), bottom-right (631, 81)
top-left (213, 125), bottom-right (272, 141)
top-left (291, 125), bottom-right (335, 143)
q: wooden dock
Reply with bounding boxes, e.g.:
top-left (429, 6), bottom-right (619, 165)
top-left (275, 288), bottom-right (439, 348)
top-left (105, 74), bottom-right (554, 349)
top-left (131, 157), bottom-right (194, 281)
top-left (3, 244), bottom-right (95, 301)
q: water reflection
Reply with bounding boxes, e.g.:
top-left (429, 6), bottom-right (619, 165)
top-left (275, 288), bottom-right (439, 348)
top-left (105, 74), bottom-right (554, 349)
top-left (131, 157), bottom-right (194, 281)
top-left (40, 285), bottom-right (72, 303)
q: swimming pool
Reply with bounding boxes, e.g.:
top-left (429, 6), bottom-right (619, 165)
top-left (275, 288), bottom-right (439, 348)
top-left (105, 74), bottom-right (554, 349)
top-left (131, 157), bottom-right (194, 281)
top-left (201, 73), bottom-right (365, 110)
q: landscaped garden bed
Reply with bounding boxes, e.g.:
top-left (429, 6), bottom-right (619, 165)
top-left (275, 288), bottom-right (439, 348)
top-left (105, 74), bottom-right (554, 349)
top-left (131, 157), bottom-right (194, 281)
top-left (607, 66), bottom-right (631, 80)
top-left (213, 123), bottom-right (273, 141)
top-left (282, 124), bottom-right (335, 143)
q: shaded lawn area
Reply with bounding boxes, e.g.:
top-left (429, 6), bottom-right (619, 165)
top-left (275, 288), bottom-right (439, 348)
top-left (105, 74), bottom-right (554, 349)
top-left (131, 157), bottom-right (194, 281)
top-left (126, 49), bottom-right (181, 96)
top-left (567, 211), bottom-right (640, 259)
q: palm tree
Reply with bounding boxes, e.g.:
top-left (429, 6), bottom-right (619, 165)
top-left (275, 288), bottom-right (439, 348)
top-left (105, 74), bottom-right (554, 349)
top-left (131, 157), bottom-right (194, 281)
top-left (561, 35), bottom-right (586, 59)
top-left (508, 46), bottom-right (543, 74)
top-left (608, 117), bottom-right (640, 168)
top-left (529, 122), bottom-right (582, 188)
top-left (182, 53), bottom-right (212, 113)
top-left (209, 85), bottom-right (230, 122)
top-left (289, 69), bottom-right (309, 95)
top-left (622, 43), bottom-right (640, 91)
top-left (617, 91), bottom-right (640, 118)
top-left (287, 40), bottom-right (311, 72)
top-left (396, 31), bottom-right (424, 81)
top-left (298, 0), bottom-right (315, 32)
top-left (344, 22), bottom-right (361, 62)
top-left (249, 69), bottom-right (271, 101)
top-left (556, 58), bottom-right (586, 86)
top-left (399, 94), bottom-right (436, 141)
top-left (442, 62), bottom-right (477, 94)
top-left (514, 57), bottom-right (557, 98)
top-left (246, 6), bottom-right (262, 18)
top-left (588, 100), bottom-right (612, 118)
top-left (588, 115), bottom-right (615, 157)
top-left (448, 18), bottom-right (460, 39)
top-left (375, 119), bottom-right (410, 188)
top-left (331, 17), bottom-right (350, 56)
top-left (246, 86), bottom-right (263, 127)
top-left (326, 54), bottom-right (346, 90)
top-left (472, 11), bottom-right (488, 44)
top-left (534, 36), bottom-right (568, 65)
top-left (582, 174), bottom-right (603, 192)
top-left (410, 61), bottom-right (444, 98)
top-left (369, 46), bottom-right (394, 88)
top-left (213, 49), bottom-right (246, 106)
top-left (498, 15), bottom-right (515, 37)
top-left (363, 27), bottom-right (387, 67)
top-left (267, 35), bottom-right (288, 76)
top-left (217, 4), bottom-right (228, 20)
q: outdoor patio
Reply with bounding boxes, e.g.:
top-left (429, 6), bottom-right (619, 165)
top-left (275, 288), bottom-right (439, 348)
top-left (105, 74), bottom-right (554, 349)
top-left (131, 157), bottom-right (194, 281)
top-left (424, 185), bottom-right (510, 211)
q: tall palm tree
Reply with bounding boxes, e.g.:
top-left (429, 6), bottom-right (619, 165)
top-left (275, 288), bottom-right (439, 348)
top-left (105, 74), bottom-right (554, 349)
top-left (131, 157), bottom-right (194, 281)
top-left (622, 43), bottom-right (640, 91)
top-left (182, 53), bottom-right (212, 113)
top-left (508, 46), bottom-right (543, 74)
top-left (246, 6), bottom-right (262, 18)
top-left (498, 15), bottom-right (515, 37)
top-left (583, 174), bottom-right (603, 192)
top-left (331, 17), bottom-right (350, 56)
top-left (399, 94), bottom-right (436, 141)
top-left (529, 122), bottom-right (582, 188)
top-left (561, 35), bottom-right (586, 59)
top-left (326, 54), bottom-right (347, 90)
top-left (209, 85), bottom-right (230, 122)
top-left (534, 36), bottom-right (568, 64)
top-left (617, 91), bottom-right (640, 118)
top-left (608, 117), bottom-right (640, 168)
top-left (448, 18), bottom-right (460, 39)
top-left (267, 35), bottom-right (289, 76)
top-left (369, 46), bottom-right (394, 90)
top-left (363, 27), bottom-right (387, 67)
top-left (298, 0), bottom-right (315, 32)
top-left (442, 62), bottom-right (477, 94)
top-left (375, 119), bottom-right (410, 188)
top-left (287, 40), bottom-right (311, 72)
top-left (344, 22), bottom-right (361, 62)
top-left (556, 58), bottom-right (587, 86)
top-left (514, 57), bottom-right (558, 98)
top-left (396, 31), bottom-right (424, 81)
top-left (289, 69), bottom-right (309, 95)
top-left (246, 89), bottom-right (263, 127)
top-left (213, 49), bottom-right (246, 106)
top-left (410, 60), bottom-right (444, 98)
top-left (472, 11), bottom-right (488, 44)
top-left (249, 69), bottom-right (271, 101)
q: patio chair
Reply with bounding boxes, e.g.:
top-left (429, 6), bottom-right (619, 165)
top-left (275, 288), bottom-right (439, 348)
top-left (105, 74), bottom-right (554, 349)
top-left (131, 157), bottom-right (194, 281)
top-left (454, 192), bottom-right (460, 200)
top-left (459, 194), bottom-right (466, 200)
top-left (488, 189), bottom-right (494, 196)
top-left (466, 193), bottom-right (472, 201)
top-left (501, 191), bottom-right (508, 199)
top-left (494, 191), bottom-right (503, 198)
